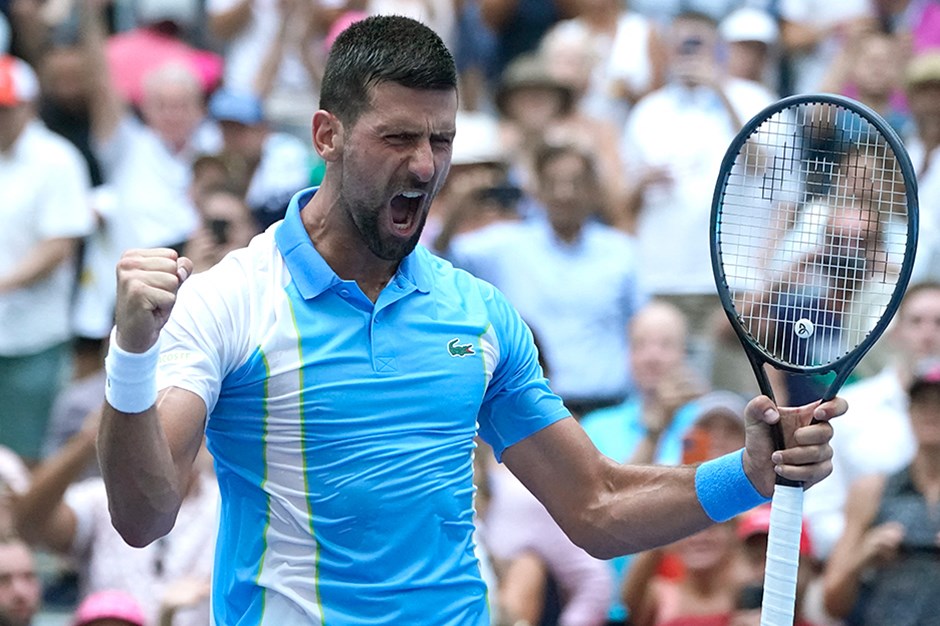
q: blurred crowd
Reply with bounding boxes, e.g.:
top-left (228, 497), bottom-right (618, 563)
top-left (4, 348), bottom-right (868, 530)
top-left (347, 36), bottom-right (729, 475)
top-left (1, 0), bottom-right (940, 625)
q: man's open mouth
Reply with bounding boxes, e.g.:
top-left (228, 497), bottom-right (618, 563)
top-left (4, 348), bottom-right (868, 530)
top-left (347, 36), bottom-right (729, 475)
top-left (389, 191), bottom-right (424, 234)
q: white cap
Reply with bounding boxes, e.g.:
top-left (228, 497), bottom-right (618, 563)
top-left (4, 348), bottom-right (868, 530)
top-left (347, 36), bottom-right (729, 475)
top-left (719, 7), bottom-right (779, 45)
top-left (452, 111), bottom-right (506, 166)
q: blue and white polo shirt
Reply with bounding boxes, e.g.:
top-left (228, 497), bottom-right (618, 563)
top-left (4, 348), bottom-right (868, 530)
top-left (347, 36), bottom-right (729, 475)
top-left (156, 188), bottom-right (570, 625)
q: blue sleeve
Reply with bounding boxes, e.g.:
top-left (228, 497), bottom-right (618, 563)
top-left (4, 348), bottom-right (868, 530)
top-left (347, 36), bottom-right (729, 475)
top-left (475, 287), bottom-right (570, 461)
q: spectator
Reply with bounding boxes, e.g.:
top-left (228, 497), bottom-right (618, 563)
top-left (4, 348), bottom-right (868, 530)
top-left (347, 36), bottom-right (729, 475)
top-left (622, 520), bottom-right (746, 626)
top-left (679, 390), bottom-right (749, 465)
top-left (778, 0), bottom-right (875, 95)
top-left (37, 35), bottom-right (104, 186)
top-left (818, 29), bottom-right (910, 134)
top-left (0, 536), bottom-right (41, 626)
top-left (81, 0), bottom-right (211, 251)
top-left (718, 6), bottom-right (780, 93)
top-left (496, 51), bottom-right (626, 220)
top-left (71, 590), bottom-right (145, 626)
top-left (0, 54), bottom-right (95, 465)
top-left (72, 0), bottom-right (215, 341)
top-left (580, 300), bottom-right (706, 465)
top-left (206, 0), bottom-right (325, 138)
top-left (449, 141), bottom-right (644, 417)
top-left (203, 88), bottom-right (313, 229)
top-left (12, 415), bottom-right (217, 626)
top-left (480, 0), bottom-right (574, 84)
top-left (903, 52), bottom-right (940, 283)
top-left (4, 0), bottom-right (47, 65)
top-left (872, 0), bottom-right (940, 51)
top-left (424, 110), bottom-right (522, 256)
top-left (183, 185), bottom-right (263, 274)
top-left (104, 0), bottom-right (224, 108)
top-left (578, 300), bottom-right (709, 625)
top-left (823, 358), bottom-right (940, 624)
top-left (539, 0), bottom-right (666, 130)
top-left (620, 10), bottom-right (775, 374)
top-left (493, 51), bottom-right (576, 195)
top-left (803, 281), bottom-right (940, 558)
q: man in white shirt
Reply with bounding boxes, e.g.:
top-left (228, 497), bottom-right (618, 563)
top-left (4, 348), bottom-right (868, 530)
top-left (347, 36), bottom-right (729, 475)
top-left (621, 10), bottom-right (774, 381)
top-left (72, 1), bottom-right (216, 341)
top-left (0, 55), bottom-right (94, 464)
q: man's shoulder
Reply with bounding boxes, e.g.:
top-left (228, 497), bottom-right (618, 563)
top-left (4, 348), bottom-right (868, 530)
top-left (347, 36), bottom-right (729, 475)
top-left (20, 121), bottom-right (87, 168)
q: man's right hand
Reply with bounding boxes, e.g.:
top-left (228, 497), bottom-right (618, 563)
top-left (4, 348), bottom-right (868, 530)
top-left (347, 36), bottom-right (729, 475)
top-left (113, 249), bottom-right (193, 353)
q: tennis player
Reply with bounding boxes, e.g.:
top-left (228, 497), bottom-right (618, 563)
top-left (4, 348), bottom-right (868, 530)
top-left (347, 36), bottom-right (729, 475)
top-left (98, 15), bottom-right (843, 625)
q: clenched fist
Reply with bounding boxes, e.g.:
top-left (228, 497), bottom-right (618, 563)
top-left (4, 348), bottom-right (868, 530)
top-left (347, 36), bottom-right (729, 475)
top-left (113, 249), bottom-right (193, 354)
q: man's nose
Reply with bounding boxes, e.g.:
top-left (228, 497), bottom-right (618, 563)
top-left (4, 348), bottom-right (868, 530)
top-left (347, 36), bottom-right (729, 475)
top-left (409, 139), bottom-right (435, 183)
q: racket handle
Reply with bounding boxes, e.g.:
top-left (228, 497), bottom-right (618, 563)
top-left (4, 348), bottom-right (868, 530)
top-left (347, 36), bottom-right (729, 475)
top-left (760, 484), bottom-right (804, 626)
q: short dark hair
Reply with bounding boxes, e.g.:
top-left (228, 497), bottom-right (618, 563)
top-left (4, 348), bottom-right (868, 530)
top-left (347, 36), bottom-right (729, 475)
top-left (319, 15), bottom-right (457, 125)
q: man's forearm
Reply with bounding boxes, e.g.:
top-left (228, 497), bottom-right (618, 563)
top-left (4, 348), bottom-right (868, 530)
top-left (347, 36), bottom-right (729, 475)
top-left (97, 403), bottom-right (185, 547)
top-left (0, 238), bottom-right (77, 293)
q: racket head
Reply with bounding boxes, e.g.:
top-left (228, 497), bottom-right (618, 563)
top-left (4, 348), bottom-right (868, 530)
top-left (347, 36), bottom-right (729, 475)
top-left (711, 93), bottom-right (919, 394)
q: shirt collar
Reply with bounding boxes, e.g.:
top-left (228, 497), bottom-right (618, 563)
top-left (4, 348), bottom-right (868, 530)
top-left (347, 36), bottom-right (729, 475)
top-left (274, 187), bottom-right (432, 299)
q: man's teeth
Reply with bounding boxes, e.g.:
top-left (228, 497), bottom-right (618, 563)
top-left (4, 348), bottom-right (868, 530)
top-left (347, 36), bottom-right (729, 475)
top-left (401, 191), bottom-right (422, 198)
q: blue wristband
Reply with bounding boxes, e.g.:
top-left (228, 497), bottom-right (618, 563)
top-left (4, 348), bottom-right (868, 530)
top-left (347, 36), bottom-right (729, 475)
top-left (694, 449), bottom-right (771, 522)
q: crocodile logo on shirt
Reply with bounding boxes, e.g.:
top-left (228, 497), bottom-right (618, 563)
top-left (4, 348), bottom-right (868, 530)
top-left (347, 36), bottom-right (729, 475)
top-left (447, 338), bottom-right (476, 358)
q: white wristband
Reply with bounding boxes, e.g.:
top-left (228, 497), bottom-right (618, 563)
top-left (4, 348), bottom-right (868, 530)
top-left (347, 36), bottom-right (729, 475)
top-left (105, 328), bottom-right (160, 414)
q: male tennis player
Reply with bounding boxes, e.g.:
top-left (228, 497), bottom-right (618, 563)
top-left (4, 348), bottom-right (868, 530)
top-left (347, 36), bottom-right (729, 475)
top-left (98, 15), bottom-right (844, 625)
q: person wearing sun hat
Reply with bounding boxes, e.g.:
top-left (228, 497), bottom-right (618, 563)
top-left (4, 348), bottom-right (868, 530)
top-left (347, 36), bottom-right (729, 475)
top-left (902, 51), bottom-right (940, 283)
top-left (718, 6), bottom-right (780, 90)
top-left (0, 54), bottom-right (95, 465)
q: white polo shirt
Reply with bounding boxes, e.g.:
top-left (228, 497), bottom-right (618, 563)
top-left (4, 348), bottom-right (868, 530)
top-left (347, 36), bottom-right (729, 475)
top-left (0, 120), bottom-right (94, 355)
top-left (156, 188), bottom-right (569, 625)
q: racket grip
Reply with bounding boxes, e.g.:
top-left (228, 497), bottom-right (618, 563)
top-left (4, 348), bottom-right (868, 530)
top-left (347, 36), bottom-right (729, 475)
top-left (760, 484), bottom-right (804, 626)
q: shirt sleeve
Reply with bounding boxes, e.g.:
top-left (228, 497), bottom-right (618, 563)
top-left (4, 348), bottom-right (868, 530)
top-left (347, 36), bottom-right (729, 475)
top-left (475, 286), bottom-right (570, 461)
top-left (156, 255), bottom-right (253, 415)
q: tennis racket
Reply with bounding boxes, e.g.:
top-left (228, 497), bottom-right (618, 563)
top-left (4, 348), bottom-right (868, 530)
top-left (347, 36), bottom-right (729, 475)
top-left (710, 93), bottom-right (918, 626)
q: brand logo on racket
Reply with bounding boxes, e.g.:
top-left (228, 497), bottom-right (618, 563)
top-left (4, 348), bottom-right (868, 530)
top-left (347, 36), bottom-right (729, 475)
top-left (794, 318), bottom-right (815, 339)
top-left (447, 338), bottom-right (475, 357)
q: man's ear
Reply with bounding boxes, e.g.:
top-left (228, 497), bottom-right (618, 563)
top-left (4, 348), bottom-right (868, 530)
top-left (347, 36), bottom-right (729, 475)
top-left (312, 110), bottom-right (343, 162)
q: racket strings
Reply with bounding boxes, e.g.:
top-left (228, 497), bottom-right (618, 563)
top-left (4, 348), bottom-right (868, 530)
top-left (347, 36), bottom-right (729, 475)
top-left (717, 101), bottom-right (910, 368)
